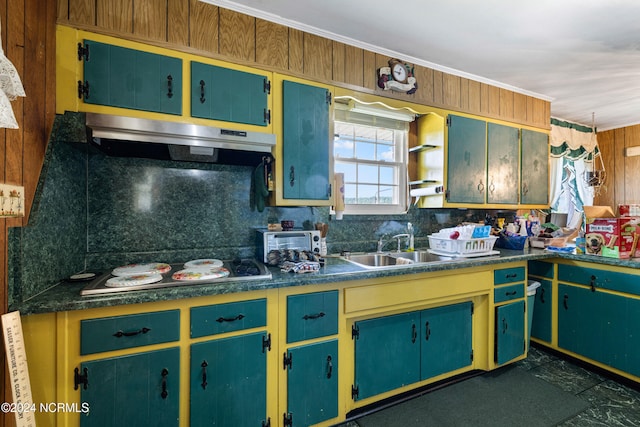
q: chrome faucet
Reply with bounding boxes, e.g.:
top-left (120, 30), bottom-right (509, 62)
top-left (391, 234), bottom-right (410, 252)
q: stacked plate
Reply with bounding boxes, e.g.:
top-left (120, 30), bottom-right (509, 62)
top-left (106, 263), bottom-right (171, 288)
top-left (172, 259), bottom-right (229, 282)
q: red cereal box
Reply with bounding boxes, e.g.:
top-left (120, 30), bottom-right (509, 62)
top-left (585, 217), bottom-right (640, 258)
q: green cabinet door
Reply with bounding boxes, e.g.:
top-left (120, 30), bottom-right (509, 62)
top-left (354, 311), bottom-right (421, 400)
top-left (421, 302), bottom-right (473, 379)
top-left (286, 340), bottom-right (338, 426)
top-left (282, 80), bottom-right (331, 200)
top-left (190, 61), bottom-right (269, 126)
top-left (446, 115), bottom-right (487, 204)
top-left (190, 332), bottom-right (268, 427)
top-left (520, 129), bottom-right (549, 204)
top-left (530, 278), bottom-right (552, 343)
top-left (625, 297), bottom-right (640, 377)
top-left (558, 284), bottom-right (603, 362)
top-left (495, 300), bottom-right (525, 365)
top-left (487, 123), bottom-right (519, 204)
top-left (79, 347), bottom-right (180, 427)
top-left (82, 40), bottom-right (182, 115)
top-left (287, 290), bottom-right (339, 343)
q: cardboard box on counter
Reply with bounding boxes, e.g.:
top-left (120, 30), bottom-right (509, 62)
top-left (584, 206), bottom-right (640, 258)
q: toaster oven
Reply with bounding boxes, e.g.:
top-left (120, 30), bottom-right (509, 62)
top-left (256, 230), bottom-right (322, 262)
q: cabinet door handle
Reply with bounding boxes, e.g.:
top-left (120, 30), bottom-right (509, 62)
top-left (216, 314), bottom-right (245, 323)
top-left (161, 368), bottom-right (169, 399)
top-left (199, 80), bottom-right (206, 103)
top-left (502, 317), bottom-right (508, 334)
top-left (411, 323), bottom-right (417, 343)
top-left (477, 180), bottom-right (485, 193)
top-left (489, 178), bottom-right (495, 194)
top-left (505, 291), bottom-right (517, 296)
top-left (166, 75), bottom-right (173, 98)
top-left (303, 312), bottom-right (325, 320)
top-left (289, 166), bottom-right (295, 187)
top-left (112, 327), bottom-right (151, 338)
top-left (506, 273), bottom-right (517, 279)
top-left (326, 355), bottom-right (333, 379)
top-left (563, 294), bottom-right (569, 310)
top-left (425, 321), bottom-right (431, 341)
top-left (539, 287), bottom-right (546, 304)
top-left (590, 275), bottom-right (597, 292)
top-left (200, 361), bottom-right (208, 390)
top-left (522, 182), bottom-right (529, 195)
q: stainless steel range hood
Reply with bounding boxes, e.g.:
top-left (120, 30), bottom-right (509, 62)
top-left (86, 113), bottom-right (275, 166)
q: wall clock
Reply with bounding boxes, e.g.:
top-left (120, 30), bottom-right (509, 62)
top-left (378, 59), bottom-right (417, 94)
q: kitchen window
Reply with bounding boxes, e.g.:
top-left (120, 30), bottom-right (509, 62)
top-left (333, 106), bottom-right (412, 215)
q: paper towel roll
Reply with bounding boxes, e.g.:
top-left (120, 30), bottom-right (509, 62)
top-left (410, 187), bottom-right (440, 197)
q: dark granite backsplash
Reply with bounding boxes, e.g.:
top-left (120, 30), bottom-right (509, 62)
top-left (9, 112), bottom-right (514, 304)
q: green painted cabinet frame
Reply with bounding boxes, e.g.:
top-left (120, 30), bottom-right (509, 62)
top-left (285, 340), bottom-right (338, 426)
top-left (79, 347), bottom-right (180, 427)
top-left (190, 332), bottom-right (269, 427)
top-left (282, 80), bottom-right (331, 200)
top-left (190, 61), bottom-right (270, 126)
top-left (81, 40), bottom-right (182, 115)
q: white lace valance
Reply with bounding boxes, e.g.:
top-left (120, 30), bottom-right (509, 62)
top-left (0, 18), bottom-right (25, 129)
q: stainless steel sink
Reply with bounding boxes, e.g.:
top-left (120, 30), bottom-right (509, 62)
top-left (343, 250), bottom-right (458, 269)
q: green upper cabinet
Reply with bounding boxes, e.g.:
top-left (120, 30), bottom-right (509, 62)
top-left (446, 115), bottom-right (487, 204)
top-left (282, 80), bottom-right (331, 200)
top-left (190, 61), bottom-right (270, 126)
top-left (487, 123), bottom-right (519, 204)
top-left (81, 40), bottom-right (182, 115)
top-left (521, 129), bottom-right (549, 205)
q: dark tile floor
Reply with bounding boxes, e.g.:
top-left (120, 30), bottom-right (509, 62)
top-left (335, 345), bottom-right (640, 427)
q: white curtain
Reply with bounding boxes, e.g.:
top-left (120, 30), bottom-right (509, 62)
top-left (549, 118), bottom-right (598, 228)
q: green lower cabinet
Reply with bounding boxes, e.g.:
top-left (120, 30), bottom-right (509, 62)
top-left (495, 300), bottom-right (525, 365)
top-left (285, 340), bottom-right (338, 427)
top-left (354, 311), bottom-right (421, 400)
top-left (530, 279), bottom-right (552, 343)
top-left (558, 284), bottom-right (603, 362)
top-left (353, 302), bottom-right (473, 401)
top-left (625, 297), bottom-right (640, 377)
top-left (79, 347), bottom-right (180, 427)
top-left (190, 332), bottom-right (269, 427)
top-left (421, 302), bottom-right (473, 379)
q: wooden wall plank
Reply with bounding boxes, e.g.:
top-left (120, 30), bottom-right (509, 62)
top-left (133, 0), bottom-right (167, 41)
top-left (624, 125), bottom-right (640, 204)
top-left (219, 8), bottom-right (255, 61)
top-left (594, 129), bottom-right (615, 207)
top-left (499, 88), bottom-right (514, 120)
top-left (413, 65), bottom-right (433, 106)
top-left (256, 19), bottom-right (288, 70)
top-left (614, 127), bottom-right (626, 206)
top-left (303, 33), bottom-right (332, 81)
top-left (344, 45), bottom-right (363, 87)
top-left (288, 28), bottom-right (304, 73)
top-left (362, 50), bottom-right (376, 89)
top-left (513, 92), bottom-right (527, 124)
top-left (486, 85), bottom-right (500, 117)
top-left (432, 70), bottom-right (444, 106)
top-left (69, 0), bottom-right (95, 25)
top-left (57, 0), bottom-right (69, 21)
top-left (96, 0), bottom-right (132, 33)
top-left (332, 41), bottom-right (345, 83)
top-left (467, 79), bottom-right (481, 115)
top-left (189, 0), bottom-right (218, 54)
top-left (443, 74), bottom-right (460, 109)
top-left (167, 0), bottom-right (189, 47)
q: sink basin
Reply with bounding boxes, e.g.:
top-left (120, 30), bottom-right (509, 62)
top-left (343, 250), bottom-right (458, 269)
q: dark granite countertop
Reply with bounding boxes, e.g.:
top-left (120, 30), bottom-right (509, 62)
top-left (13, 248), bottom-right (640, 316)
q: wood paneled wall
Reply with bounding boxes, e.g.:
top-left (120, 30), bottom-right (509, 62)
top-left (594, 124), bottom-right (640, 209)
top-left (57, 0), bottom-right (550, 129)
top-left (1, 1), bottom-right (56, 426)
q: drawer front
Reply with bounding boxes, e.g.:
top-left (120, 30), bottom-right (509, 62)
top-left (191, 298), bottom-right (267, 338)
top-left (287, 290), bottom-right (339, 343)
top-left (494, 267), bottom-right (526, 285)
top-left (558, 264), bottom-right (640, 296)
top-left (528, 260), bottom-right (554, 279)
top-left (81, 310), bottom-right (180, 355)
top-left (494, 283), bottom-right (525, 303)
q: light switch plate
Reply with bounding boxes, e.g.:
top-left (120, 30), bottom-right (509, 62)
top-left (0, 183), bottom-right (25, 217)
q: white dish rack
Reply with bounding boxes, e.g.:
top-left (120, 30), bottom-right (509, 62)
top-left (428, 235), bottom-right (498, 256)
